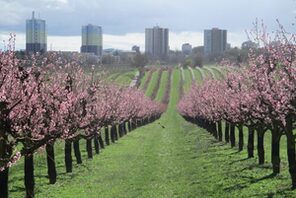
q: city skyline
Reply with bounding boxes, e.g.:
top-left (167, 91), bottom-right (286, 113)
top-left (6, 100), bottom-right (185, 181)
top-left (0, 0), bottom-right (295, 51)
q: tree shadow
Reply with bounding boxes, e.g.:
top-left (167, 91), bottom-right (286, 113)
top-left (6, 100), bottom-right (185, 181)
top-left (10, 186), bottom-right (25, 193)
top-left (228, 157), bottom-right (250, 165)
top-left (223, 173), bottom-right (277, 193)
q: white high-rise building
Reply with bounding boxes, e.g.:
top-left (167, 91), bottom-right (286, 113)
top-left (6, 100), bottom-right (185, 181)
top-left (81, 24), bottom-right (103, 57)
top-left (26, 11), bottom-right (47, 54)
top-left (145, 26), bottom-right (169, 60)
top-left (204, 28), bottom-right (227, 56)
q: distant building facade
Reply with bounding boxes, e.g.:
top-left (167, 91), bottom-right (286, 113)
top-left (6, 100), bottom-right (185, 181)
top-left (182, 43), bottom-right (192, 56)
top-left (241, 40), bottom-right (258, 49)
top-left (145, 26), bottom-right (169, 60)
top-left (81, 24), bottom-right (103, 56)
top-left (26, 11), bottom-right (47, 54)
top-left (204, 28), bottom-right (227, 56)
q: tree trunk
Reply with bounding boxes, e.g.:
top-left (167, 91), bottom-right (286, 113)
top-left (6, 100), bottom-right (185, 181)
top-left (123, 122), bottom-right (127, 135)
top-left (118, 123), bottom-right (123, 138)
top-left (286, 115), bottom-right (296, 189)
top-left (24, 154), bottom-right (35, 198)
top-left (73, 140), bottom-right (82, 164)
top-left (271, 129), bottom-right (281, 175)
top-left (247, 126), bottom-right (254, 158)
top-left (113, 125), bottom-right (118, 141)
top-left (230, 123), bottom-right (236, 147)
top-left (105, 127), bottom-right (110, 146)
top-left (238, 124), bottom-right (244, 151)
top-left (98, 135), bottom-right (104, 149)
top-left (0, 167), bottom-right (9, 198)
top-left (218, 121), bottom-right (222, 141)
top-left (46, 143), bottom-right (57, 184)
top-left (110, 126), bottom-right (115, 143)
top-left (225, 122), bottom-right (230, 143)
top-left (64, 140), bottom-right (72, 173)
top-left (128, 121), bottom-right (131, 132)
top-left (257, 127), bottom-right (265, 165)
top-left (94, 133), bottom-right (100, 154)
top-left (86, 139), bottom-right (93, 159)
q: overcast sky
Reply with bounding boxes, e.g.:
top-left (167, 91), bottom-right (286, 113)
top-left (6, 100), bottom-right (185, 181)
top-left (0, 0), bottom-right (295, 51)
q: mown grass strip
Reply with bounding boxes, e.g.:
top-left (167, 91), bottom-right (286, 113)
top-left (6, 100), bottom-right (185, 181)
top-left (145, 70), bottom-right (160, 97)
top-left (183, 69), bottom-right (193, 93)
top-left (150, 69), bottom-right (163, 100)
top-left (141, 70), bottom-right (153, 92)
top-left (155, 71), bottom-right (168, 102)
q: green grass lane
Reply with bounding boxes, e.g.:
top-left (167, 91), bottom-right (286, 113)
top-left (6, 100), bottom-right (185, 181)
top-left (202, 67), bottom-right (214, 79)
top-left (200, 67), bottom-right (211, 79)
top-left (145, 70), bottom-right (160, 97)
top-left (183, 69), bottom-right (193, 93)
top-left (155, 71), bottom-right (168, 102)
top-left (193, 68), bottom-right (203, 85)
top-left (139, 72), bottom-right (148, 89)
top-left (113, 71), bottom-right (135, 86)
top-left (208, 66), bottom-right (224, 80)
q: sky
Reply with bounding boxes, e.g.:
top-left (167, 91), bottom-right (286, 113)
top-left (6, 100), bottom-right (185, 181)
top-left (0, 0), bottom-right (295, 51)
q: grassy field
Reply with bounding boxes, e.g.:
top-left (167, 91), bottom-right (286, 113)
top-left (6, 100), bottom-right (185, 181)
top-left (8, 66), bottom-right (296, 197)
top-left (155, 71), bottom-right (168, 102)
top-left (145, 70), bottom-right (161, 97)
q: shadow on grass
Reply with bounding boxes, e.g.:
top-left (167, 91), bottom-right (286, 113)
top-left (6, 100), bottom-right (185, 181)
top-left (223, 173), bottom-right (277, 193)
top-left (228, 157), bottom-right (250, 165)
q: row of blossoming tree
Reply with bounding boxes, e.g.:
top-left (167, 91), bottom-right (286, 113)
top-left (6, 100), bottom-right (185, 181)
top-left (0, 36), bottom-right (165, 198)
top-left (178, 24), bottom-right (296, 188)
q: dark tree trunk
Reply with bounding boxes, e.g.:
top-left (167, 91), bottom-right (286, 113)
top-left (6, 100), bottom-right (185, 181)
top-left (64, 140), bottom-right (72, 173)
top-left (118, 123), bottom-right (123, 138)
top-left (271, 129), bottom-right (281, 175)
top-left (238, 124), bottom-right (244, 151)
top-left (230, 123), bottom-right (236, 147)
top-left (98, 135), bottom-right (104, 149)
top-left (225, 122), bottom-right (230, 143)
top-left (113, 125), bottom-right (118, 141)
top-left (218, 121), bottom-right (222, 141)
top-left (110, 126), bottom-right (115, 143)
top-left (257, 127), bottom-right (265, 165)
top-left (105, 127), bottom-right (110, 146)
top-left (128, 121), bottom-right (131, 132)
top-left (0, 167), bottom-right (9, 198)
top-left (86, 139), bottom-right (93, 159)
top-left (94, 133), bottom-right (100, 154)
top-left (247, 126), bottom-right (254, 158)
top-left (24, 154), bottom-right (35, 198)
top-left (123, 122), bottom-right (127, 135)
top-left (286, 116), bottom-right (296, 189)
top-left (73, 140), bottom-right (82, 164)
top-left (212, 122), bottom-right (218, 139)
top-left (46, 143), bottom-right (57, 184)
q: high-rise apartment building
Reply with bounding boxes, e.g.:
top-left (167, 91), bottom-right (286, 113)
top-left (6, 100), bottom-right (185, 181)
top-left (145, 26), bottom-right (169, 60)
top-left (204, 28), bottom-right (227, 56)
top-left (81, 24), bottom-right (103, 56)
top-left (26, 11), bottom-right (47, 54)
top-left (182, 43), bottom-right (192, 56)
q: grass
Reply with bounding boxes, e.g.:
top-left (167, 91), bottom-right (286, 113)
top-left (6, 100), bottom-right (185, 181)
top-left (8, 68), bottom-right (296, 197)
top-left (113, 70), bottom-right (136, 86)
top-left (155, 71), bottom-right (168, 102)
top-left (145, 70), bottom-right (160, 97)
top-left (193, 68), bottom-right (203, 85)
top-left (183, 69), bottom-right (193, 93)
top-left (139, 72), bottom-right (148, 90)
